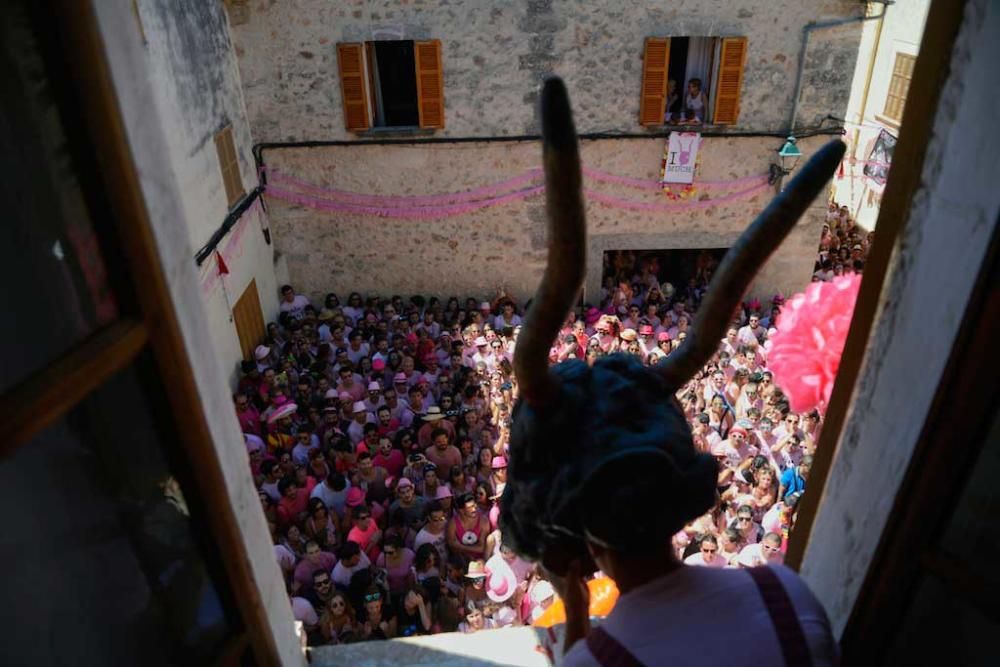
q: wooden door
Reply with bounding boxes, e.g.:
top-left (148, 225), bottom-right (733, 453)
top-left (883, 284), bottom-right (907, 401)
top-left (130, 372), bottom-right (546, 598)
top-left (233, 279), bottom-right (265, 361)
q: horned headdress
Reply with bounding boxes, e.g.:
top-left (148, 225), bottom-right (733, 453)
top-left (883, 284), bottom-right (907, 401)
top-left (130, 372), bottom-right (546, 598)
top-left (499, 79), bottom-right (844, 574)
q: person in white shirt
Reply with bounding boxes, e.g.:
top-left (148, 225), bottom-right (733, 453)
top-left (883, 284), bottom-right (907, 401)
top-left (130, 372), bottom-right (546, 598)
top-left (331, 541), bottom-right (371, 588)
top-left (682, 534), bottom-right (728, 567)
top-left (737, 314), bottom-right (765, 346)
top-left (278, 284), bottom-right (311, 320)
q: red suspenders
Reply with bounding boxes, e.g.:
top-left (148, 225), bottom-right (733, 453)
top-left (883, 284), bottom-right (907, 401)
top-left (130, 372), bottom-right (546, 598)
top-left (584, 567), bottom-right (813, 667)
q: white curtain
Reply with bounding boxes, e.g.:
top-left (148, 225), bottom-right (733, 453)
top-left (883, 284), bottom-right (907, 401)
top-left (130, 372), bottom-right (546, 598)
top-left (685, 37), bottom-right (716, 118)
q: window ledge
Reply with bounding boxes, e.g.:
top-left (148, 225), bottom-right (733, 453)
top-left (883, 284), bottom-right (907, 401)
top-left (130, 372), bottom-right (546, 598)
top-left (873, 114), bottom-right (902, 131)
top-left (355, 126), bottom-right (437, 138)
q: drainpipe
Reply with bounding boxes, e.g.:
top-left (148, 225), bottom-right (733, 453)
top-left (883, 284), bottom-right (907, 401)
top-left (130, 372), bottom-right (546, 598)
top-left (789, 1), bottom-right (893, 133)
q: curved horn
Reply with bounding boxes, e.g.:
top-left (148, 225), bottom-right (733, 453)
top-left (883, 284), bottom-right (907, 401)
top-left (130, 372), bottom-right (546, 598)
top-left (514, 78), bottom-right (587, 409)
top-left (657, 139), bottom-right (846, 389)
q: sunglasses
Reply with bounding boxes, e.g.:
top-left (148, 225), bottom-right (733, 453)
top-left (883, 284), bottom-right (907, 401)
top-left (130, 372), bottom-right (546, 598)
top-left (701, 547), bottom-right (717, 554)
top-left (364, 592), bottom-right (381, 602)
top-left (738, 516), bottom-right (753, 522)
top-left (384, 549), bottom-right (397, 557)
top-left (315, 579), bottom-right (331, 587)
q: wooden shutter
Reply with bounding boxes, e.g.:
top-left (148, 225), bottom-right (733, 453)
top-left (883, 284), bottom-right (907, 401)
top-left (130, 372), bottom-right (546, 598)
top-left (712, 37), bottom-right (748, 125)
top-left (214, 126), bottom-right (244, 208)
top-left (337, 43), bottom-right (370, 132)
top-left (639, 37), bottom-right (670, 126)
top-left (414, 39), bottom-right (444, 129)
top-left (233, 279), bottom-right (265, 361)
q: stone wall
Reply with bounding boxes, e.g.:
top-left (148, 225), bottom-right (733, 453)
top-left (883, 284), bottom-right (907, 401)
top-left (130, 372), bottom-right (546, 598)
top-left (262, 134), bottom-right (833, 305)
top-left (230, 0), bottom-right (863, 142)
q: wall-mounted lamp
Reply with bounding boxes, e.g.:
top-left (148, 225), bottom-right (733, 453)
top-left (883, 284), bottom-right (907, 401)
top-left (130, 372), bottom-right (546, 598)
top-left (769, 136), bottom-right (803, 185)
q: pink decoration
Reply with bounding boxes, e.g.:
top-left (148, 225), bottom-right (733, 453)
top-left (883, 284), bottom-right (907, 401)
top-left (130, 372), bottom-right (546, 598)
top-left (768, 275), bottom-right (863, 414)
top-left (264, 180), bottom-right (770, 219)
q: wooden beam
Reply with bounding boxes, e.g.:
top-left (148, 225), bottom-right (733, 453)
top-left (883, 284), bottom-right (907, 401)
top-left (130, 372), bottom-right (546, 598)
top-left (0, 319), bottom-right (148, 454)
top-left (784, 0), bottom-right (969, 570)
top-left (53, 2), bottom-right (285, 663)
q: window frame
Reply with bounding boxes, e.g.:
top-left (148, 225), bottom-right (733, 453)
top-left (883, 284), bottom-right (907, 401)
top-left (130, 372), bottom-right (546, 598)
top-left (214, 124), bottom-right (245, 208)
top-left (881, 52), bottom-right (917, 124)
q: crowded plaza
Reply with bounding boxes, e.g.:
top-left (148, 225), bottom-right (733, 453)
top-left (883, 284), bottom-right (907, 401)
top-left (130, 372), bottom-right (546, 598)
top-left (233, 202), bottom-right (870, 646)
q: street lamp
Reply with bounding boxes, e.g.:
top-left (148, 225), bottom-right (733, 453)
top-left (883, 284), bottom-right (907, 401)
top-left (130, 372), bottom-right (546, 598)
top-left (769, 136), bottom-right (803, 185)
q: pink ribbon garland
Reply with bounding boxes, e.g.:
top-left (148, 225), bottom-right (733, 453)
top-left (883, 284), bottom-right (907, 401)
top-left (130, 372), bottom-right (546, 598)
top-left (266, 167), bottom-right (544, 206)
top-left (583, 181), bottom-right (770, 212)
top-left (265, 184), bottom-right (546, 219)
top-left (264, 180), bottom-right (771, 219)
top-left (263, 165), bottom-right (770, 209)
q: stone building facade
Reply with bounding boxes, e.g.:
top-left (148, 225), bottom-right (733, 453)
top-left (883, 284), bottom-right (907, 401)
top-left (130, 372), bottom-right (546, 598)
top-left (228, 0), bottom-right (865, 303)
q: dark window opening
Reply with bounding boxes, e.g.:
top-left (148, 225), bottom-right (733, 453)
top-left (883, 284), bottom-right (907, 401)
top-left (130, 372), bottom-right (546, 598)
top-left (371, 40), bottom-right (419, 128)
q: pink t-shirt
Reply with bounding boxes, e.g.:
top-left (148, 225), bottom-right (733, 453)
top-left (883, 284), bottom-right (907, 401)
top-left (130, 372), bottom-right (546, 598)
top-left (376, 548), bottom-right (416, 593)
top-left (373, 449), bottom-right (405, 478)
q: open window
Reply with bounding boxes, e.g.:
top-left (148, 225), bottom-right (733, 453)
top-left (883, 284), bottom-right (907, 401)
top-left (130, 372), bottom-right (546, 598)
top-left (639, 36), bottom-right (747, 127)
top-left (337, 40), bottom-right (444, 132)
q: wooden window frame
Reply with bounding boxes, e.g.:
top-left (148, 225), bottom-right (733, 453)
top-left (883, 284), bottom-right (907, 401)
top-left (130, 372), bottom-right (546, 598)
top-left (640, 35), bottom-right (746, 128)
top-left (338, 39), bottom-right (445, 132)
top-left (0, 1), bottom-right (285, 663)
top-left (214, 124), bottom-right (244, 209)
top-left (785, 0), bottom-right (966, 573)
top-left (882, 52), bottom-right (917, 124)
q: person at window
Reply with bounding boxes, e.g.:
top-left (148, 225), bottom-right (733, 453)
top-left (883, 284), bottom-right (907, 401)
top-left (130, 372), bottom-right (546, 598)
top-left (683, 78), bottom-right (708, 124)
top-left (665, 78), bottom-right (681, 123)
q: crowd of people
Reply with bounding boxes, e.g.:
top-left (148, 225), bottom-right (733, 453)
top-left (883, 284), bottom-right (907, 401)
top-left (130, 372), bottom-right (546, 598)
top-left (233, 200), bottom-right (870, 647)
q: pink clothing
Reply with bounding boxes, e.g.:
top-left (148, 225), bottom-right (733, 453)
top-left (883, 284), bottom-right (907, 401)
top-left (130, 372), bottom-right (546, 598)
top-left (373, 449), bottom-right (405, 478)
top-left (376, 548), bottom-right (416, 593)
top-left (293, 552), bottom-right (337, 588)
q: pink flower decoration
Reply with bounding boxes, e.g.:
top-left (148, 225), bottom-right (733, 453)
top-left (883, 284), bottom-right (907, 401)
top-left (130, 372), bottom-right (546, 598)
top-left (768, 275), bottom-right (862, 414)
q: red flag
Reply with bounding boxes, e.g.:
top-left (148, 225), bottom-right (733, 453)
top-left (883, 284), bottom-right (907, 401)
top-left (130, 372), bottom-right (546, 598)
top-left (215, 250), bottom-right (230, 276)
top-left (837, 160), bottom-right (845, 180)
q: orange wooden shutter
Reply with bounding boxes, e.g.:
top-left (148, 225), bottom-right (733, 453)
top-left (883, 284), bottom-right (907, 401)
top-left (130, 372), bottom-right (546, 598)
top-left (233, 279), bottom-right (265, 361)
top-left (639, 37), bottom-right (670, 126)
top-left (414, 39), bottom-right (445, 129)
top-left (337, 43), bottom-right (370, 132)
top-left (712, 37), bottom-right (748, 125)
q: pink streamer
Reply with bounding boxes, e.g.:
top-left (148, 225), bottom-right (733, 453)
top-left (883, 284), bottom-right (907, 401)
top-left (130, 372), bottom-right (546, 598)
top-left (582, 166), bottom-right (768, 191)
top-left (583, 182), bottom-right (770, 212)
top-left (265, 184), bottom-right (545, 219)
top-left (264, 179), bottom-right (771, 219)
top-left (266, 167), bottom-right (543, 206)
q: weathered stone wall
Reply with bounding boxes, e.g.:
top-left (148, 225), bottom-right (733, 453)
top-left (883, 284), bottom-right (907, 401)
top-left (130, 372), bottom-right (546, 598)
top-left (230, 0), bottom-right (863, 141)
top-left (263, 134), bottom-right (833, 304)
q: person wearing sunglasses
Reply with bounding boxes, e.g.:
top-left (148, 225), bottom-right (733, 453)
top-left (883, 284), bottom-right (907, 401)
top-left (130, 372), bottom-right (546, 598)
top-left (683, 534), bottom-right (727, 568)
top-left (358, 587), bottom-right (396, 640)
top-left (319, 592), bottom-right (356, 644)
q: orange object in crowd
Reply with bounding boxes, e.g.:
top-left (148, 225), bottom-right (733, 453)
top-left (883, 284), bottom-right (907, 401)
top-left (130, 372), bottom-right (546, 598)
top-left (532, 576), bottom-right (619, 627)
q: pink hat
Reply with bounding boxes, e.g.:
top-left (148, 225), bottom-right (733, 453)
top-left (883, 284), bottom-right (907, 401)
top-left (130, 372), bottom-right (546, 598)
top-left (346, 487), bottom-right (365, 507)
top-left (338, 391), bottom-right (352, 402)
top-left (475, 336), bottom-right (488, 347)
top-left (268, 402), bottom-right (298, 424)
top-left (656, 331), bottom-right (671, 342)
top-left (480, 301), bottom-right (491, 311)
top-left (491, 455), bottom-right (507, 469)
top-left (405, 332), bottom-right (418, 345)
top-left (324, 389), bottom-right (338, 399)
top-left (729, 426), bottom-right (749, 438)
top-left (254, 344), bottom-right (271, 360)
top-left (394, 372), bottom-right (407, 384)
top-left (484, 554), bottom-right (518, 603)
top-left (396, 477), bottom-right (413, 489)
top-left (367, 381), bottom-right (380, 391)
top-left (372, 358), bottom-right (386, 371)
top-left (352, 401), bottom-right (367, 413)
top-left (434, 485), bottom-right (453, 500)
top-left (639, 324), bottom-right (654, 336)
